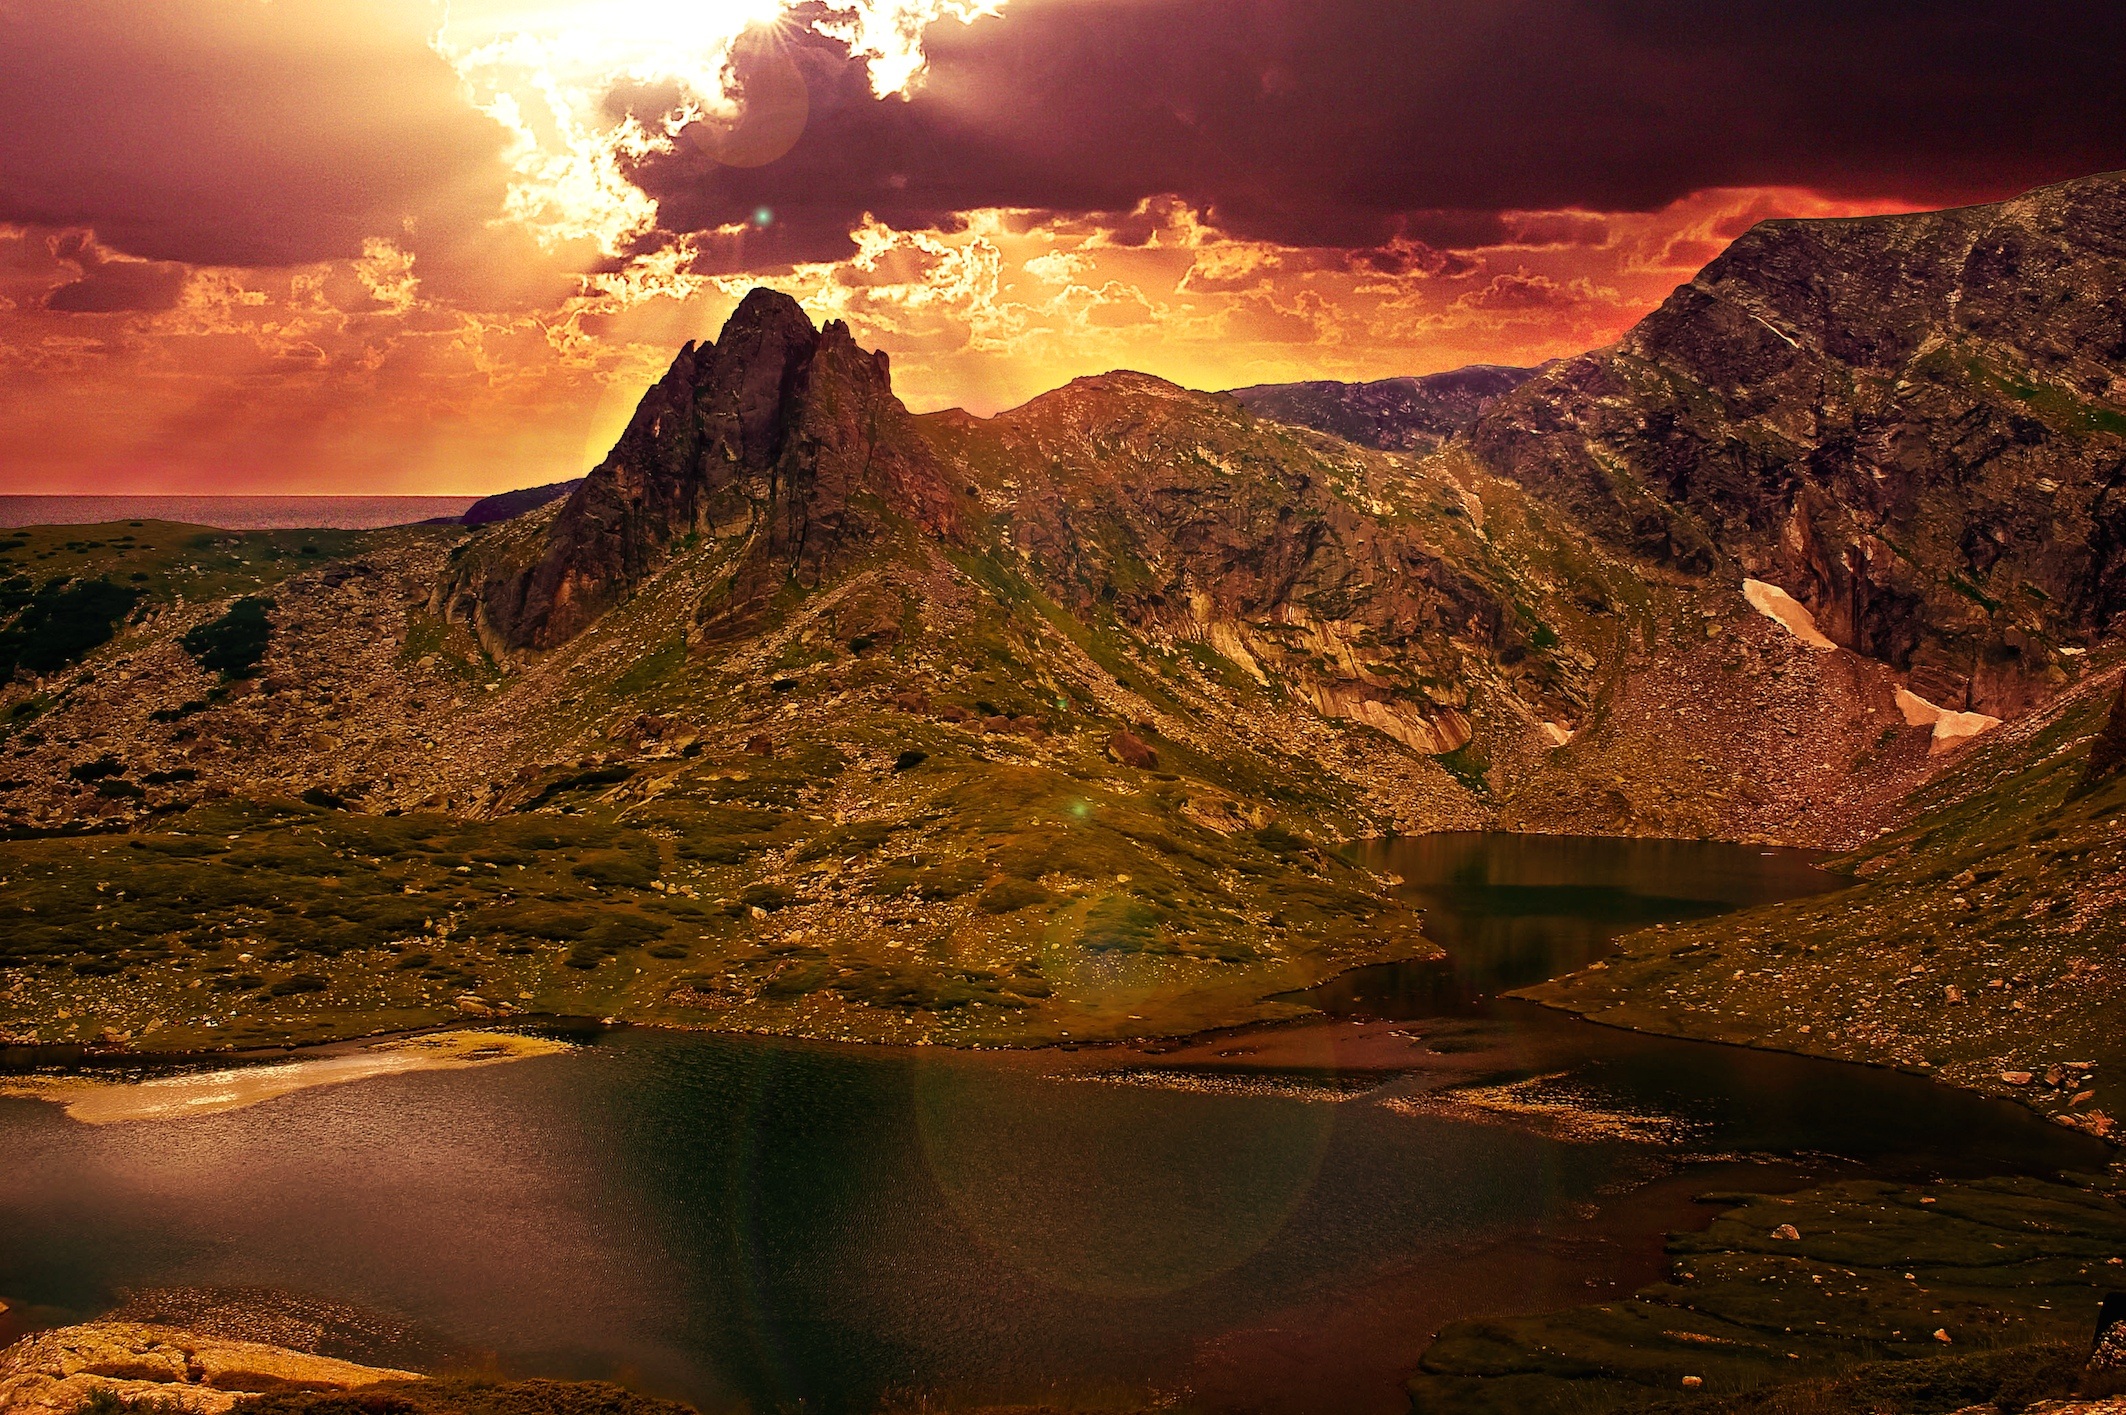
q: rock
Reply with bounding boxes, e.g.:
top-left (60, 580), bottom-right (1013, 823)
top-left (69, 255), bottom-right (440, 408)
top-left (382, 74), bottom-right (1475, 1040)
top-left (1106, 730), bottom-right (1159, 769)
top-left (0, 1323), bottom-right (420, 1415)
top-left (1771, 1223), bottom-right (1801, 1240)
top-left (1680, 1375), bottom-right (1704, 1389)
top-left (743, 734), bottom-right (774, 757)
top-left (2002, 1070), bottom-right (2035, 1085)
top-left (2092, 1300), bottom-right (2126, 1371)
top-left (1933, 1328), bottom-right (1953, 1343)
top-left (2087, 681), bottom-right (2126, 785)
top-left (442, 289), bottom-right (964, 653)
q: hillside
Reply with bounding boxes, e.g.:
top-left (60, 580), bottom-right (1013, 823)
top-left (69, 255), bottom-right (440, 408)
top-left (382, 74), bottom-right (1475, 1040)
top-left (1525, 664), bottom-right (2126, 1139)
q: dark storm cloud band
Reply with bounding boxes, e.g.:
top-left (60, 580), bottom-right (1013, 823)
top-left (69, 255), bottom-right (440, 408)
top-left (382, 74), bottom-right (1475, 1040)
top-left (634, 0), bottom-right (2126, 270)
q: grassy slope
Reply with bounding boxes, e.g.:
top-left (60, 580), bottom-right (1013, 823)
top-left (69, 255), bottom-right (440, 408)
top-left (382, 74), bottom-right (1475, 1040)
top-left (0, 516), bottom-right (1440, 1051)
top-left (1525, 664), bottom-right (2126, 1138)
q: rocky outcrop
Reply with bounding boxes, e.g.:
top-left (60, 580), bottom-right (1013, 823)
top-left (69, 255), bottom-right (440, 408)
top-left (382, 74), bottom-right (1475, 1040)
top-left (0, 1324), bottom-right (420, 1415)
top-left (1465, 171), bottom-right (2126, 718)
top-left (1229, 365), bottom-right (1535, 452)
top-left (444, 289), bottom-right (962, 652)
top-left (2087, 679), bottom-right (2126, 783)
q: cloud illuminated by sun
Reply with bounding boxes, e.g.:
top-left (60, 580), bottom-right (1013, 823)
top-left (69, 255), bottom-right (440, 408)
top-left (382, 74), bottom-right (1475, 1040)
top-left (433, 0), bottom-right (1004, 258)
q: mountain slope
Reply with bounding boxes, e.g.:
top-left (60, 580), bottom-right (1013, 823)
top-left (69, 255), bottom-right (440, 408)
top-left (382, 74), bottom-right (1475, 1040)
top-left (1464, 172), bottom-right (2126, 719)
top-left (1229, 365), bottom-right (1535, 452)
top-left (1, 297), bottom-right (1882, 1052)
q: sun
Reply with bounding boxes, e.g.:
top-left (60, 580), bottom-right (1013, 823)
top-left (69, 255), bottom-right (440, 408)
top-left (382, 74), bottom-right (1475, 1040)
top-left (431, 0), bottom-right (1001, 257)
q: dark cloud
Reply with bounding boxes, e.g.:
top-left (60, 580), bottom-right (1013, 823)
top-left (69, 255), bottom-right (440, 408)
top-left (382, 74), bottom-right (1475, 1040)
top-left (0, 0), bottom-right (508, 268)
top-left (634, 0), bottom-right (2126, 262)
top-left (42, 232), bottom-right (189, 313)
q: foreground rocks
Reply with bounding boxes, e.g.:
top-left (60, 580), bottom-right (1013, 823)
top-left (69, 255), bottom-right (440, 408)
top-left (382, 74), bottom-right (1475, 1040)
top-left (0, 1324), bottom-right (420, 1415)
top-left (1410, 1174), bottom-right (2126, 1414)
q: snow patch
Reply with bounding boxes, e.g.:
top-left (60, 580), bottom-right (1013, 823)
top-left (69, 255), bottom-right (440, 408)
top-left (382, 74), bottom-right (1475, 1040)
top-left (1895, 687), bottom-right (2002, 754)
top-left (1742, 579), bottom-right (1836, 650)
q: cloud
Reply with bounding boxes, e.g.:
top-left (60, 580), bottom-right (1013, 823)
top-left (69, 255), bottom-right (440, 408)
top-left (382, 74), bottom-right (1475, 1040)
top-left (0, 0), bottom-right (511, 269)
top-left (627, 0), bottom-right (2126, 264)
top-left (0, 0), bottom-right (2122, 494)
top-left (42, 233), bottom-right (190, 314)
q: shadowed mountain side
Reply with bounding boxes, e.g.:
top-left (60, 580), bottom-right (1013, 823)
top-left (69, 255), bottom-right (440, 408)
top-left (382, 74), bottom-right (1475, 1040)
top-left (1230, 365), bottom-right (1536, 452)
top-left (461, 480), bottom-right (583, 527)
top-left (1463, 171), bottom-right (2126, 719)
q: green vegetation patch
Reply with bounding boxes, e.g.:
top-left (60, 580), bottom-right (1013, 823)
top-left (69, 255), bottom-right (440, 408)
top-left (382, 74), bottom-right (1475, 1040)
top-left (181, 597), bottom-right (276, 678)
top-left (0, 576), bottom-right (141, 683)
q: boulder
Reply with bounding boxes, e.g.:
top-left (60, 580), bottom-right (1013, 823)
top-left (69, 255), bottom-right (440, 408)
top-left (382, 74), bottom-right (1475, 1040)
top-left (1106, 730), bottom-right (1159, 769)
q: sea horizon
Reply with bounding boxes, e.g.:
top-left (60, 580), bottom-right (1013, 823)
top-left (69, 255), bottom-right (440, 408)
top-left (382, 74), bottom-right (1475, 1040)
top-left (0, 494), bottom-right (482, 531)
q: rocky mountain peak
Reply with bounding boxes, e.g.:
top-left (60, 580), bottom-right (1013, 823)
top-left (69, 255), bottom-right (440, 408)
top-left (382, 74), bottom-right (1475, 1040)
top-left (442, 290), bottom-right (958, 653)
top-left (1465, 170), bottom-right (2126, 716)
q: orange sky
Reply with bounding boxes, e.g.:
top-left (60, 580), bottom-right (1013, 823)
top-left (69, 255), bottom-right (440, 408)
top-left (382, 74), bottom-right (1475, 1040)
top-left (0, 0), bottom-right (2117, 495)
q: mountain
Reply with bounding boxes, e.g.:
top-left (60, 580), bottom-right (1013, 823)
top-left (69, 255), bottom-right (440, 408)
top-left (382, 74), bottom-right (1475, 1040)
top-left (1228, 365), bottom-right (1536, 452)
top-left (1527, 660), bottom-right (2126, 1141)
top-left (1461, 172), bottom-right (2126, 719)
top-left (443, 288), bottom-right (963, 653)
top-left (1, 177), bottom-right (2124, 1062)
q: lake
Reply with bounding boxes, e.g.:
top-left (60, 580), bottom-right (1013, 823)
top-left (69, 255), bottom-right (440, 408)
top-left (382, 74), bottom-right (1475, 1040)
top-left (0, 835), bottom-right (2103, 1414)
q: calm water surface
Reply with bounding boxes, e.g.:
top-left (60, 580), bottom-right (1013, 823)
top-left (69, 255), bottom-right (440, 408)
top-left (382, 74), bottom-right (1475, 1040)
top-left (0, 835), bottom-right (2103, 1414)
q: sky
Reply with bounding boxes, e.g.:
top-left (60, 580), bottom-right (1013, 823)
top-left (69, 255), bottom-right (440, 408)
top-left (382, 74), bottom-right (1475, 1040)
top-left (1, 0), bottom-right (2122, 495)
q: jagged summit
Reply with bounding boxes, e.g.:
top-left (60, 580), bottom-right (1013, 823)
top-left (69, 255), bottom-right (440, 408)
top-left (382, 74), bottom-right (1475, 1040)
top-left (445, 289), bottom-right (960, 653)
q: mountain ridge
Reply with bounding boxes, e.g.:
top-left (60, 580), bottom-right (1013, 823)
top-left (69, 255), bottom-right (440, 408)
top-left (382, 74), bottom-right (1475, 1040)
top-left (1228, 365), bottom-right (1538, 452)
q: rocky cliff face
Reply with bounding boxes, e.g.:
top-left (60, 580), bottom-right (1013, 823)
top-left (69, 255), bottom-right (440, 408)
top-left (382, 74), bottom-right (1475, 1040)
top-left (1465, 172), bottom-right (2126, 717)
top-left (443, 288), bottom-right (961, 652)
top-left (1229, 365), bottom-right (1534, 452)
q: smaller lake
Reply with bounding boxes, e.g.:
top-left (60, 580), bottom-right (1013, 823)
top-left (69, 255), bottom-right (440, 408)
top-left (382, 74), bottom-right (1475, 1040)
top-left (1291, 832), bottom-right (1851, 1019)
